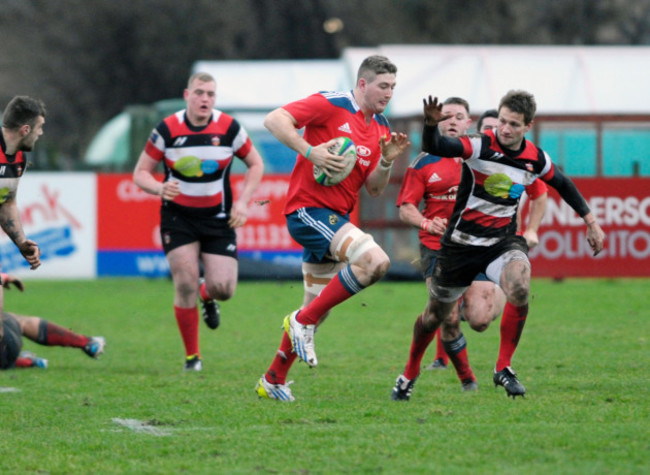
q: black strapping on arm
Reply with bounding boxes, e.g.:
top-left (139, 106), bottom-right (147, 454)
top-left (422, 124), bottom-right (465, 157)
top-left (546, 168), bottom-right (590, 217)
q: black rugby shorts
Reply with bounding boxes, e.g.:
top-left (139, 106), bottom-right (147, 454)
top-left (160, 205), bottom-right (237, 258)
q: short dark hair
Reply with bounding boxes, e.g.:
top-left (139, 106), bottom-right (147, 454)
top-left (477, 109), bottom-right (498, 131)
top-left (357, 55), bottom-right (397, 83)
top-left (2, 96), bottom-right (47, 130)
top-left (443, 97), bottom-right (470, 114)
top-left (499, 90), bottom-right (536, 125)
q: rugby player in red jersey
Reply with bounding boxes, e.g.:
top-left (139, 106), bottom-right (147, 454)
top-left (256, 55), bottom-right (409, 401)
top-left (394, 98), bottom-right (547, 394)
top-left (392, 90), bottom-right (604, 399)
top-left (133, 73), bottom-right (263, 371)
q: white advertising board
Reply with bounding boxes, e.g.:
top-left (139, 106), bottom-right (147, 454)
top-left (0, 172), bottom-right (97, 279)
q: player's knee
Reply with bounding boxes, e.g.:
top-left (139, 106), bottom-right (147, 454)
top-left (351, 247), bottom-right (389, 285)
top-left (420, 311), bottom-right (437, 333)
top-left (441, 322), bottom-right (461, 340)
top-left (463, 308), bottom-right (491, 332)
top-left (176, 279), bottom-right (196, 298)
top-left (468, 319), bottom-right (489, 333)
top-left (334, 228), bottom-right (379, 265)
top-left (333, 228), bottom-right (390, 283)
top-left (216, 285), bottom-right (235, 301)
top-left (509, 280), bottom-right (529, 305)
top-left (362, 254), bottom-right (390, 285)
top-left (207, 281), bottom-right (236, 301)
top-left (371, 253), bottom-right (390, 282)
top-left (421, 299), bottom-right (447, 332)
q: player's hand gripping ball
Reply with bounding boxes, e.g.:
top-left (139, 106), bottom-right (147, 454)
top-left (313, 137), bottom-right (357, 186)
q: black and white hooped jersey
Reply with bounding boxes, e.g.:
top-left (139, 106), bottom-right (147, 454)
top-left (145, 109), bottom-right (253, 218)
top-left (443, 130), bottom-right (554, 247)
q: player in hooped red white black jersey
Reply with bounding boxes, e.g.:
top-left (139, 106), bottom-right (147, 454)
top-left (133, 73), bottom-right (263, 371)
top-left (392, 90), bottom-right (604, 399)
top-left (0, 96), bottom-right (45, 362)
top-left (393, 97), bottom-right (547, 397)
top-left (0, 96), bottom-right (43, 270)
top-left (255, 55), bottom-right (409, 402)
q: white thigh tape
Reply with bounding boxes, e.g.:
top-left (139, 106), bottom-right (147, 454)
top-left (485, 250), bottom-right (529, 284)
top-left (333, 228), bottom-right (377, 264)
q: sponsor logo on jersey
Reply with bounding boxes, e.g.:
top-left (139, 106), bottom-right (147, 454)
top-left (211, 135), bottom-right (221, 146)
top-left (484, 173), bottom-right (524, 199)
top-left (428, 173), bottom-right (442, 183)
top-left (337, 122), bottom-right (352, 134)
top-left (0, 187), bottom-right (9, 204)
top-left (173, 136), bottom-right (188, 147)
top-left (202, 160), bottom-right (219, 174)
top-left (427, 187), bottom-right (457, 201)
top-left (356, 145), bottom-right (371, 157)
top-left (173, 156), bottom-right (203, 177)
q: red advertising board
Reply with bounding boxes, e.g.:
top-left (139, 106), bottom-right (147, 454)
top-left (97, 173), bottom-right (360, 253)
top-left (232, 175), bottom-right (300, 252)
top-left (97, 173), bottom-right (163, 249)
top-left (527, 178), bottom-right (650, 278)
top-left (97, 175), bottom-right (646, 277)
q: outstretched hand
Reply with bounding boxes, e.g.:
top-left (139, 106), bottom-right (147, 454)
top-left (2, 273), bottom-right (24, 291)
top-left (379, 132), bottom-right (410, 164)
top-left (423, 95), bottom-right (452, 126)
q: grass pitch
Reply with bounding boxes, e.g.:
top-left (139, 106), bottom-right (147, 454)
top-left (0, 277), bottom-right (647, 474)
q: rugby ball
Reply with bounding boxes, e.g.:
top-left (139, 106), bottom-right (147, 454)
top-left (313, 137), bottom-right (357, 186)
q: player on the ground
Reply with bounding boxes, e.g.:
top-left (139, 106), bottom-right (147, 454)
top-left (0, 95), bottom-right (45, 357)
top-left (255, 55), bottom-right (409, 401)
top-left (391, 90), bottom-right (604, 399)
top-left (0, 273), bottom-right (105, 370)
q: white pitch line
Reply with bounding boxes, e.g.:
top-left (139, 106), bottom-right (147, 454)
top-left (112, 418), bottom-right (172, 437)
top-left (0, 387), bottom-right (20, 393)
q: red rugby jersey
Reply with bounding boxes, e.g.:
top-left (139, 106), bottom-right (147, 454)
top-left (397, 153), bottom-right (461, 250)
top-left (282, 91), bottom-right (391, 216)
